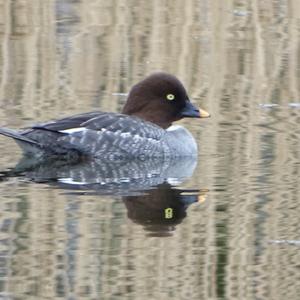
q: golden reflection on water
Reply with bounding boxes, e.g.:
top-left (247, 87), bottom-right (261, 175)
top-left (0, 0), bottom-right (300, 299)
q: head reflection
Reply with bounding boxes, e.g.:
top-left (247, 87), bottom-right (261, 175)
top-left (123, 183), bottom-right (208, 237)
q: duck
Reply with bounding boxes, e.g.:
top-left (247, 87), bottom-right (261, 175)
top-left (0, 72), bottom-right (210, 160)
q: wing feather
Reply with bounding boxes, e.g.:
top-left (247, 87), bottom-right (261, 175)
top-left (82, 113), bottom-right (164, 141)
top-left (30, 111), bottom-right (105, 132)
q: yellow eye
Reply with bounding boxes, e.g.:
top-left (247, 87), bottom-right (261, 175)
top-left (166, 94), bottom-right (175, 101)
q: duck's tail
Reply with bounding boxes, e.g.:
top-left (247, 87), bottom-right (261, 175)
top-left (0, 128), bottom-right (42, 155)
top-left (0, 128), bottom-right (38, 145)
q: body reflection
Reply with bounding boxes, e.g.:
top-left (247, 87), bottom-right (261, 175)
top-left (1, 157), bottom-right (207, 236)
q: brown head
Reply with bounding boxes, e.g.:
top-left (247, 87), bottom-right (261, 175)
top-left (122, 72), bottom-right (210, 129)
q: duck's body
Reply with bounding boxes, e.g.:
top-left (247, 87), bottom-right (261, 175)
top-left (0, 73), bottom-right (209, 160)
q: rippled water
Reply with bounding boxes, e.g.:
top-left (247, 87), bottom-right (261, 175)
top-left (0, 1), bottom-right (300, 299)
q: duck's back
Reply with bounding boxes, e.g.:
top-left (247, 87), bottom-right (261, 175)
top-left (18, 112), bottom-right (170, 159)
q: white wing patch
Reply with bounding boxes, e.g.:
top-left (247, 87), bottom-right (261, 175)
top-left (166, 125), bottom-right (183, 132)
top-left (60, 127), bottom-right (159, 145)
top-left (60, 128), bottom-right (87, 134)
top-left (58, 177), bottom-right (87, 185)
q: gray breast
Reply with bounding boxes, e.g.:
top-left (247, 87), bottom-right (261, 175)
top-left (164, 125), bottom-right (198, 157)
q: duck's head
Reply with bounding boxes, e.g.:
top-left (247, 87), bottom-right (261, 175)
top-left (122, 72), bottom-right (210, 129)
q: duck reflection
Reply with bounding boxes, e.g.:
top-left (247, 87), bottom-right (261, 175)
top-left (1, 156), bottom-right (208, 236)
top-left (124, 183), bottom-right (207, 237)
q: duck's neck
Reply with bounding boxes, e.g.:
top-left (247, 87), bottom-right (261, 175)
top-left (124, 111), bottom-right (172, 129)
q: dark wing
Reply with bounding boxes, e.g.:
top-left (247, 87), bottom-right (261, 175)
top-left (30, 111), bottom-right (105, 132)
top-left (29, 111), bottom-right (163, 140)
top-left (18, 112), bottom-right (166, 158)
top-left (82, 113), bottom-right (164, 141)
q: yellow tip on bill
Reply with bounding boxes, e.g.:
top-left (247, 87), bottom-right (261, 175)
top-left (199, 108), bottom-right (210, 118)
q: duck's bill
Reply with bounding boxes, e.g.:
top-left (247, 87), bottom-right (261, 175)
top-left (180, 101), bottom-right (210, 118)
top-left (199, 108), bottom-right (210, 118)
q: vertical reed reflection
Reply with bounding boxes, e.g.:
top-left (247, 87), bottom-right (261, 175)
top-left (0, 0), bottom-right (300, 299)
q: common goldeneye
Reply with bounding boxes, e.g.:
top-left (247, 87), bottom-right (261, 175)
top-left (0, 72), bottom-right (210, 160)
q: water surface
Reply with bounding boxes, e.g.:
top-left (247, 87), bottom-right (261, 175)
top-left (0, 1), bottom-right (300, 299)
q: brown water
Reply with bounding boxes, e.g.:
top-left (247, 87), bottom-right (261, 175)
top-left (0, 1), bottom-right (300, 299)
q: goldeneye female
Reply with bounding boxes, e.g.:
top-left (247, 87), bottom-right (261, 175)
top-left (0, 72), bottom-right (209, 160)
